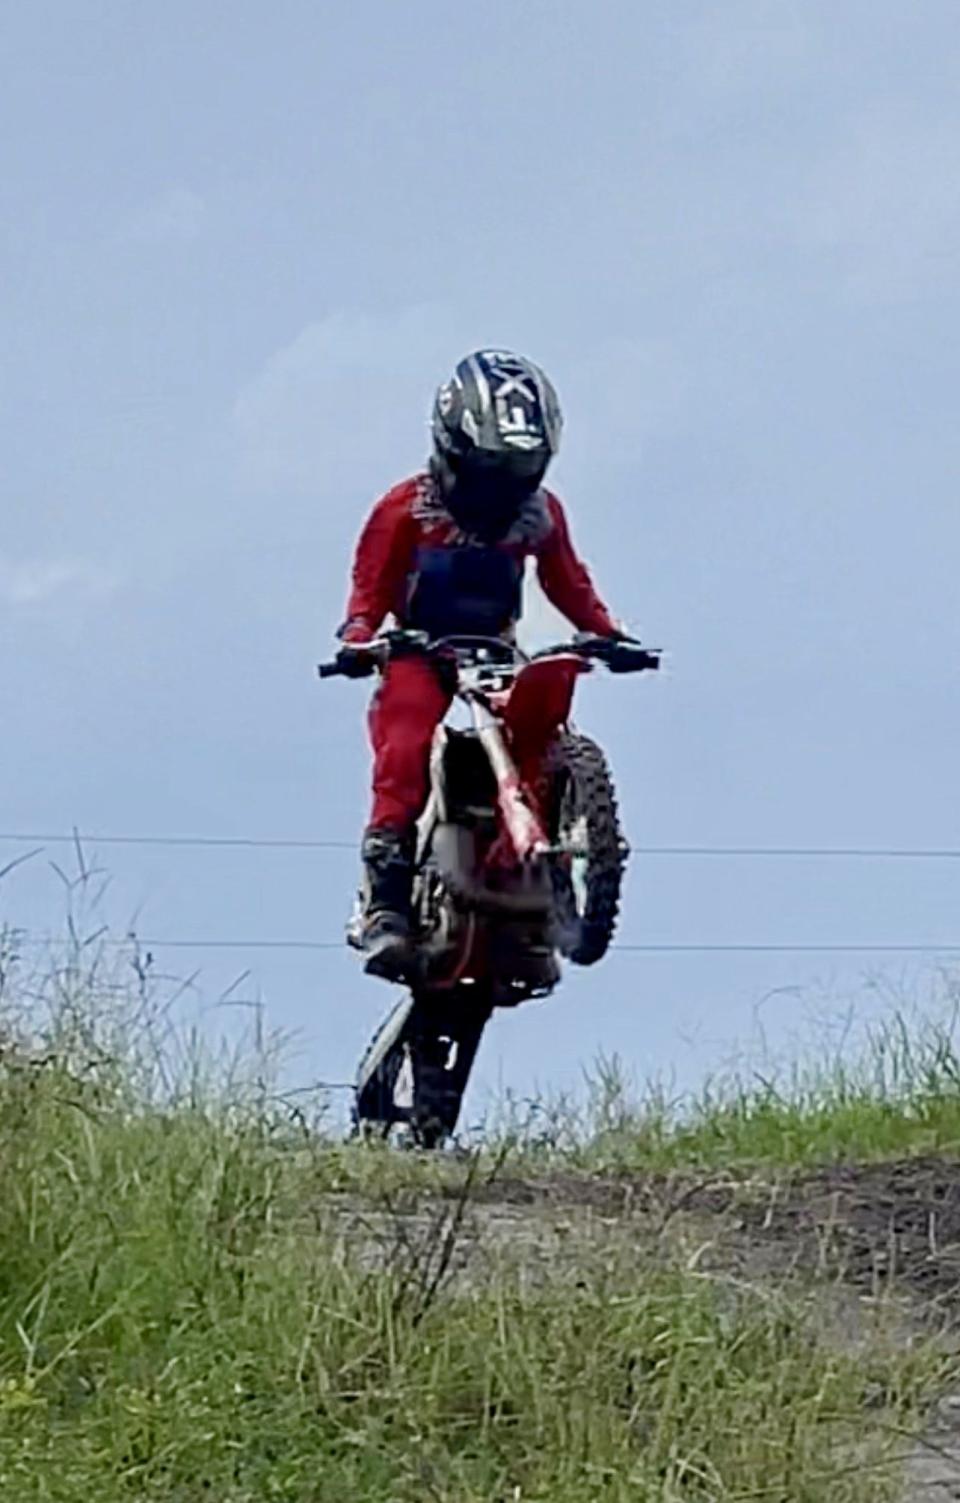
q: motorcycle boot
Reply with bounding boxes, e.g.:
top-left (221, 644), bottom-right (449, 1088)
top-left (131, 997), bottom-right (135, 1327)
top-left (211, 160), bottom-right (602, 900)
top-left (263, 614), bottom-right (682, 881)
top-left (361, 827), bottom-right (416, 981)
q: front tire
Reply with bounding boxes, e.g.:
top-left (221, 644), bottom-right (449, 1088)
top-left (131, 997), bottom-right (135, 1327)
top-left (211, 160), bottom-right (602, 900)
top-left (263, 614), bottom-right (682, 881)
top-left (546, 731), bottom-right (627, 966)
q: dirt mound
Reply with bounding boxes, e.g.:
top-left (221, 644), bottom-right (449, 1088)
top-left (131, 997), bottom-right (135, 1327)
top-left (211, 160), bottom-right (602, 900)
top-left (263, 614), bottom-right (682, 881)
top-left (729, 1156), bottom-right (960, 1304)
top-left (338, 1156), bottom-right (960, 1500)
top-left (463, 1155), bottom-right (960, 1305)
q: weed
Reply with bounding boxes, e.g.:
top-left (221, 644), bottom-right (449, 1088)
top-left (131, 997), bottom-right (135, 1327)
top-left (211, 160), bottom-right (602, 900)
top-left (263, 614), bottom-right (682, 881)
top-left (0, 887), bottom-right (957, 1497)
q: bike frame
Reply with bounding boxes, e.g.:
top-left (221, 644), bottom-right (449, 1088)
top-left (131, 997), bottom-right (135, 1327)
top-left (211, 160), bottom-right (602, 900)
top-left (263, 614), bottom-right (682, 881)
top-left (319, 627), bottom-right (657, 872)
top-left (450, 649), bottom-right (592, 863)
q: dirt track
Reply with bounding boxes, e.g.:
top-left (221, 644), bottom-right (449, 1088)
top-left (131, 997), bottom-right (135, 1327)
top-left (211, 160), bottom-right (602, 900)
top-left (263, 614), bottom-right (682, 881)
top-left (334, 1153), bottom-right (960, 1500)
top-left (465, 1155), bottom-right (960, 1306)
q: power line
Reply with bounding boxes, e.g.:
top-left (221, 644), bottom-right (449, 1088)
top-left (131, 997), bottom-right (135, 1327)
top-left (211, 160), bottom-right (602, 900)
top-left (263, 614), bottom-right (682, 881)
top-left (616, 943), bottom-right (960, 954)
top-left (5, 830), bottom-right (960, 861)
top-left (633, 846), bottom-right (960, 861)
top-left (4, 933), bottom-right (340, 953)
top-left (8, 934), bottom-right (960, 956)
top-left (0, 831), bottom-right (355, 851)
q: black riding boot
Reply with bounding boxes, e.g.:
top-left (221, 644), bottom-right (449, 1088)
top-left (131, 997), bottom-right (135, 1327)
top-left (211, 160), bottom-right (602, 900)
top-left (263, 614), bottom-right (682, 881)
top-left (361, 828), bottom-right (415, 981)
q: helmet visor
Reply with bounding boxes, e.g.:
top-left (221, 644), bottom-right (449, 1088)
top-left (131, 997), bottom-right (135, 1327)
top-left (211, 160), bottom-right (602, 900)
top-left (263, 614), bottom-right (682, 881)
top-left (454, 445), bottom-right (549, 486)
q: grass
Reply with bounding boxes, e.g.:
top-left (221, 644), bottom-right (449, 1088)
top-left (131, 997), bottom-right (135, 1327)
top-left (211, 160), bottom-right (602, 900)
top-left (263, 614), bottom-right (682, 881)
top-left (0, 1060), bottom-right (945, 1502)
top-left (1, 908), bottom-right (960, 1498)
top-left (490, 1005), bottom-right (960, 1176)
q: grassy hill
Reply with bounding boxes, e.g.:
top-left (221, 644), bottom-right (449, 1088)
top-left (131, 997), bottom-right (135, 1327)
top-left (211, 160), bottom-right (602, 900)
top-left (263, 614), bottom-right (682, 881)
top-left (2, 930), bottom-right (960, 1499)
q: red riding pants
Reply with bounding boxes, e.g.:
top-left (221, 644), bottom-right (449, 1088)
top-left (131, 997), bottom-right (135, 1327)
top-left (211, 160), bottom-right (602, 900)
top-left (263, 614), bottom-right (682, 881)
top-left (367, 657), bottom-right (559, 835)
top-left (368, 657), bottom-right (452, 833)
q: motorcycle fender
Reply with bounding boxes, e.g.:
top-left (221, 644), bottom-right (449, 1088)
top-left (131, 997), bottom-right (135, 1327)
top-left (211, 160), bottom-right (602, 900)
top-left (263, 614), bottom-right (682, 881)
top-left (503, 656), bottom-right (589, 746)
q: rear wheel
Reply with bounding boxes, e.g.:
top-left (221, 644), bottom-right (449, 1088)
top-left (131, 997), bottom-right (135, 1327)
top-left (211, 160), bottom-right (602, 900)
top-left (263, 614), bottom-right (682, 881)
top-left (546, 731), bottom-right (627, 966)
top-left (354, 988), bottom-right (491, 1147)
top-left (354, 994), bottom-right (416, 1132)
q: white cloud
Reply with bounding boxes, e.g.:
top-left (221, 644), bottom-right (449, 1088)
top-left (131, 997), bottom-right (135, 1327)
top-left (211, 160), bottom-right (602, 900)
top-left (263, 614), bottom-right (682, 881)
top-left (232, 305), bottom-right (470, 497)
top-left (234, 309), bottom-right (694, 507)
top-left (0, 556), bottom-right (117, 608)
top-left (121, 187), bottom-right (207, 245)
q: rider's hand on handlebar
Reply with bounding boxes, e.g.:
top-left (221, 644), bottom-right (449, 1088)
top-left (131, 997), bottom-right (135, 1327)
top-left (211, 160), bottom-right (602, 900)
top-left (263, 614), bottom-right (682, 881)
top-left (605, 641), bottom-right (658, 673)
top-left (334, 641), bottom-right (378, 678)
top-left (574, 630), bottom-right (659, 673)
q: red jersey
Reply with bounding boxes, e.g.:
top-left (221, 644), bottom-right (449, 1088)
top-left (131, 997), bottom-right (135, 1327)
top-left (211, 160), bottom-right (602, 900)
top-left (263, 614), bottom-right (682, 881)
top-left (340, 472), bottom-right (617, 644)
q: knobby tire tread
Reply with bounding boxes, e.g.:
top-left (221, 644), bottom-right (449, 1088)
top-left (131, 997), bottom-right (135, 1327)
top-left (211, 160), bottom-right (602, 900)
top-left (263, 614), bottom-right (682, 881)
top-left (547, 731), bottom-right (626, 967)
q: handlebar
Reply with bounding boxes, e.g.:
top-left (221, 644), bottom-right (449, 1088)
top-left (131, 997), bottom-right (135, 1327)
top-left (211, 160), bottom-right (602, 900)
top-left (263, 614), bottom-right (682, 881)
top-left (317, 629), bottom-right (430, 680)
top-left (317, 657), bottom-right (372, 679)
top-left (318, 630), bottom-right (660, 681)
top-left (554, 634), bottom-right (662, 674)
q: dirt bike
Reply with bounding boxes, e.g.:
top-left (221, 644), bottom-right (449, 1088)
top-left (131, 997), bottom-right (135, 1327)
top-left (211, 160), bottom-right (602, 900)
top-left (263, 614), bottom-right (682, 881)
top-left (318, 630), bottom-right (660, 1147)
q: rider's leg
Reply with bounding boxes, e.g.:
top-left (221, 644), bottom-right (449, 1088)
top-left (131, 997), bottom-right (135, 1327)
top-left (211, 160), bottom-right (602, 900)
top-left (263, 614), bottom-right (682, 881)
top-left (362, 657), bottom-right (451, 978)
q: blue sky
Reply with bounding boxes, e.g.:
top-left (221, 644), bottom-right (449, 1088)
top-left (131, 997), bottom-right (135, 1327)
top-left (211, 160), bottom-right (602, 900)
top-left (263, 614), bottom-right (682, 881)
top-left (3, 1), bottom-right (960, 1113)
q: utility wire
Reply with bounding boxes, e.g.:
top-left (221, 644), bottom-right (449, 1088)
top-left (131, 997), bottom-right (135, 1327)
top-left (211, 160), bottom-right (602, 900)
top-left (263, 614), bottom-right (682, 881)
top-left (617, 943), bottom-right (960, 954)
top-left (4, 831), bottom-right (960, 861)
top-left (0, 831), bottom-right (355, 851)
top-left (632, 846), bottom-right (960, 860)
top-left (6, 834), bottom-right (960, 953)
top-left (8, 934), bottom-right (960, 956)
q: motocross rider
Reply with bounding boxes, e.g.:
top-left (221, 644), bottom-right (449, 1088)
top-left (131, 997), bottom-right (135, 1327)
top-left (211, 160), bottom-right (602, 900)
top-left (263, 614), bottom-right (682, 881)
top-left (334, 349), bottom-right (627, 980)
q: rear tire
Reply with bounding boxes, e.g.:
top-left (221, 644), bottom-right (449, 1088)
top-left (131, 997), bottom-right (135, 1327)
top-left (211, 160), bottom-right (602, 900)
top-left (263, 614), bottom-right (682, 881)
top-left (354, 994), bottom-right (416, 1129)
top-left (546, 731), bottom-right (627, 966)
top-left (353, 989), bottom-right (491, 1147)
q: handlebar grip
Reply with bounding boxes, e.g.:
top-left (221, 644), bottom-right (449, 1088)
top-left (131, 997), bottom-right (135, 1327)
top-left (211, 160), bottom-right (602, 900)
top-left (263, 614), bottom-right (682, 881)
top-left (607, 647), bottom-right (661, 674)
top-left (317, 653), bottom-right (379, 680)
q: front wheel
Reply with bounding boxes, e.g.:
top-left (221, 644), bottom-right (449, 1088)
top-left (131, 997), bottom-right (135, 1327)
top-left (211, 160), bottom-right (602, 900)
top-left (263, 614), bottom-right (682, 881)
top-left (546, 731), bottom-right (628, 966)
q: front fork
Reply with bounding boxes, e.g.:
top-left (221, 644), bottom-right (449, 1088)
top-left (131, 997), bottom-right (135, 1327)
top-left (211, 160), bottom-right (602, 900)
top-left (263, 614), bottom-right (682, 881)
top-left (466, 693), bottom-right (550, 862)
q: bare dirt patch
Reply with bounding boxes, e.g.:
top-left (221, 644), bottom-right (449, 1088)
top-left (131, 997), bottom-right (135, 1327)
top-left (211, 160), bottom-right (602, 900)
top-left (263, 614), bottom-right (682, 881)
top-left (327, 1155), bottom-right (960, 1500)
top-left (467, 1156), bottom-right (960, 1501)
top-left (458, 1155), bottom-right (960, 1307)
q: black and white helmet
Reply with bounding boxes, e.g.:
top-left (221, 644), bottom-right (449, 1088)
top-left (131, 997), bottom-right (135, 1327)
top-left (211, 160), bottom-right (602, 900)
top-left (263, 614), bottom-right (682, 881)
top-left (431, 350), bottom-right (563, 496)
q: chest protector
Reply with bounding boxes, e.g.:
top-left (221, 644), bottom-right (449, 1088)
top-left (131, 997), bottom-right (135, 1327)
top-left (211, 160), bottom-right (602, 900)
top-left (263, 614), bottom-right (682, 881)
top-left (404, 545), bottom-right (523, 639)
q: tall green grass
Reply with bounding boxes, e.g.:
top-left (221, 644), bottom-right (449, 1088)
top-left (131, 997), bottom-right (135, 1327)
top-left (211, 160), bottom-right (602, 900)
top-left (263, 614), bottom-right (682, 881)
top-left (0, 907), bottom-right (957, 1498)
top-left (0, 1047), bottom-right (945, 1501)
top-left (494, 1004), bottom-right (960, 1175)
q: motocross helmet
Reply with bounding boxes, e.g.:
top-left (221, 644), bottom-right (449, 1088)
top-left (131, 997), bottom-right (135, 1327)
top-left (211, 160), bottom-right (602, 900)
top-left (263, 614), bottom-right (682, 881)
top-left (431, 350), bottom-right (563, 540)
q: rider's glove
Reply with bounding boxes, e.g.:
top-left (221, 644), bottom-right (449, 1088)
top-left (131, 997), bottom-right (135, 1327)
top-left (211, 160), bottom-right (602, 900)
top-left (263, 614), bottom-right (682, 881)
top-left (334, 618), bottom-right (380, 677)
top-left (334, 642), bottom-right (377, 678)
top-left (605, 641), bottom-right (655, 673)
top-left (576, 630), bottom-right (657, 674)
